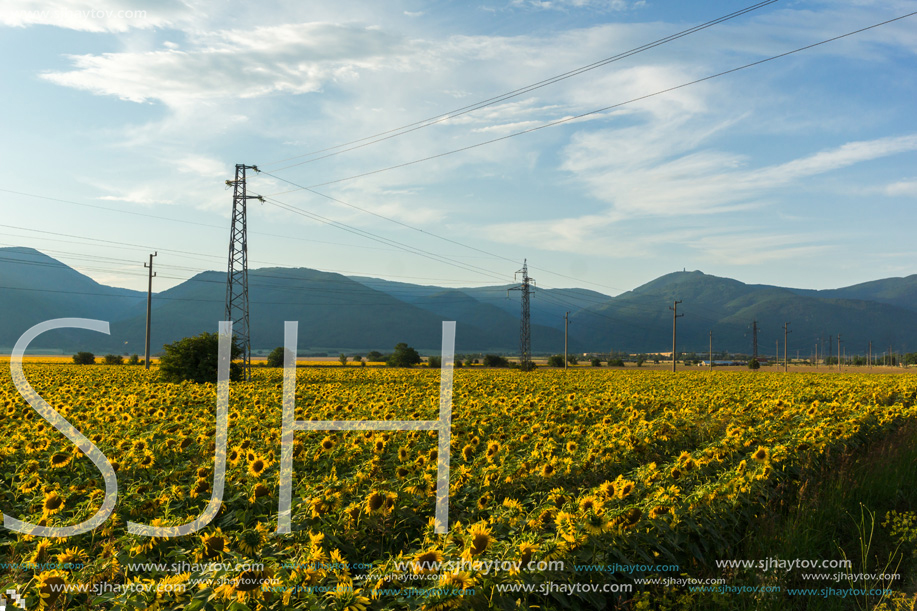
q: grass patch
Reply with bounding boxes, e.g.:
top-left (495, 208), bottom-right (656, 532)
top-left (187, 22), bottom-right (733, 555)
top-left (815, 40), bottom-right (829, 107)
top-left (716, 422), bottom-right (917, 610)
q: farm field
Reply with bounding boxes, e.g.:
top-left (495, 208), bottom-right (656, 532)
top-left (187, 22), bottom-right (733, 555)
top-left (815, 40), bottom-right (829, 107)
top-left (2, 365), bottom-right (916, 610)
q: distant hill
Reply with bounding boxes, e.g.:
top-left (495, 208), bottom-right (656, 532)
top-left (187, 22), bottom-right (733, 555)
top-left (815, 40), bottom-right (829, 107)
top-left (0, 247), bottom-right (144, 351)
top-left (2, 248), bottom-right (916, 356)
top-left (571, 271), bottom-right (917, 355)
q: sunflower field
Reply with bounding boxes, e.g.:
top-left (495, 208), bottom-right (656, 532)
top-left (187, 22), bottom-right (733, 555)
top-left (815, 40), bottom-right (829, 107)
top-left (1, 364), bottom-right (916, 610)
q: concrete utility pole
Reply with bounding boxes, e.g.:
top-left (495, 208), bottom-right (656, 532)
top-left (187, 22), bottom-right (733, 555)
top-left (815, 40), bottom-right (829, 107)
top-left (669, 300), bottom-right (683, 372)
top-left (837, 334), bottom-right (842, 371)
top-left (752, 320), bottom-right (758, 361)
top-left (564, 311), bottom-right (570, 371)
top-left (709, 330), bottom-right (713, 370)
top-left (144, 252), bottom-right (157, 370)
top-left (783, 322), bottom-right (791, 373)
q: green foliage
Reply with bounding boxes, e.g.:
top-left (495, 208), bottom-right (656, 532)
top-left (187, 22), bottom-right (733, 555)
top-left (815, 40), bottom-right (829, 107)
top-left (427, 355), bottom-right (442, 368)
top-left (366, 351), bottom-right (385, 362)
top-left (607, 358), bottom-right (625, 367)
top-left (518, 360), bottom-right (537, 372)
top-left (127, 354), bottom-right (140, 365)
top-left (748, 358), bottom-right (761, 370)
top-left (483, 354), bottom-right (510, 368)
top-left (102, 354), bottom-right (123, 365)
top-left (158, 332), bottom-right (243, 384)
top-left (267, 346), bottom-right (285, 368)
top-left (637, 356), bottom-right (646, 367)
top-left (72, 351), bottom-right (95, 365)
top-left (386, 343), bottom-right (421, 368)
top-left (547, 355), bottom-right (565, 367)
top-left (567, 355), bottom-right (578, 365)
top-left (339, 353), bottom-right (348, 366)
top-left (590, 357), bottom-right (602, 367)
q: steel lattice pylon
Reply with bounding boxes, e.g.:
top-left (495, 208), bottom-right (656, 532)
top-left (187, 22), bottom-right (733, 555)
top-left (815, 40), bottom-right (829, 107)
top-left (508, 259), bottom-right (535, 371)
top-left (225, 164), bottom-right (261, 381)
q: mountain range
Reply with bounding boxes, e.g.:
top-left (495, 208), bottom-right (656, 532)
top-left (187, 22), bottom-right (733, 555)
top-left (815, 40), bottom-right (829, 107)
top-left (2, 246), bottom-right (916, 357)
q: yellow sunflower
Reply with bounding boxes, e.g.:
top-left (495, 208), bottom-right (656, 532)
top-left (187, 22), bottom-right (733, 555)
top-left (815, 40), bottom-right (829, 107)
top-left (413, 549), bottom-right (444, 574)
top-left (464, 523), bottom-right (492, 558)
top-left (36, 570), bottom-right (68, 608)
top-left (42, 491), bottom-right (65, 516)
top-left (48, 452), bottom-right (72, 469)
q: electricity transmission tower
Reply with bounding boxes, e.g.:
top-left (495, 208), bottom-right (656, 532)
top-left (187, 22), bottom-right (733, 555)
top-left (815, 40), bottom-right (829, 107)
top-left (225, 164), bottom-right (263, 381)
top-left (508, 260), bottom-right (535, 371)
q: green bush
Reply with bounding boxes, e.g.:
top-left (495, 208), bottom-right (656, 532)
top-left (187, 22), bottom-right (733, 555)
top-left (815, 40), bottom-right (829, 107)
top-left (127, 354), bottom-right (141, 365)
top-left (103, 354), bottom-right (124, 365)
top-left (748, 358), bottom-right (761, 370)
top-left (547, 355), bottom-right (565, 367)
top-left (158, 332), bottom-right (243, 384)
top-left (387, 343), bottom-right (421, 368)
top-left (483, 354), bottom-right (510, 368)
top-left (267, 347), bottom-right (285, 368)
top-left (427, 356), bottom-right (442, 368)
top-left (608, 358), bottom-right (625, 367)
top-left (72, 352), bottom-right (95, 365)
top-left (366, 351), bottom-right (385, 362)
top-left (590, 357), bottom-right (602, 367)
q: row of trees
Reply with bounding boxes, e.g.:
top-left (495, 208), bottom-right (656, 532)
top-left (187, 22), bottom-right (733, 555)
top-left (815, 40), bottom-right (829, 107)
top-left (72, 352), bottom-right (143, 365)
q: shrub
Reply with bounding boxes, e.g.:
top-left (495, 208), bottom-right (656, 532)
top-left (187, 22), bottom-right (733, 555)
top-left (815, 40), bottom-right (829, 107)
top-left (366, 351), bottom-right (385, 362)
top-left (518, 360), bottom-right (537, 372)
top-left (483, 354), bottom-right (510, 368)
top-left (267, 347), bottom-right (285, 368)
top-left (339, 354), bottom-right (348, 366)
top-left (127, 354), bottom-right (141, 365)
top-left (72, 352), bottom-right (95, 365)
top-left (567, 355), bottom-right (578, 365)
top-left (427, 355), bottom-right (442, 368)
top-left (103, 354), bottom-right (124, 365)
top-left (547, 355), bottom-right (565, 367)
top-left (158, 332), bottom-right (243, 384)
top-left (387, 343), bottom-right (421, 368)
top-left (608, 358), bottom-right (625, 367)
top-left (590, 357), bottom-right (602, 367)
top-left (748, 358), bottom-right (761, 370)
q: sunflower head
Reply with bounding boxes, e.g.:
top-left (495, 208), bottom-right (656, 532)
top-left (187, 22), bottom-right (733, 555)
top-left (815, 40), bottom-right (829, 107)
top-left (439, 571), bottom-right (475, 591)
top-left (466, 523), bottom-right (492, 557)
top-left (413, 549), bottom-right (444, 574)
top-left (752, 446), bottom-right (770, 462)
top-left (42, 491), bottom-right (65, 516)
top-left (200, 528), bottom-right (227, 559)
top-left (49, 452), bottom-right (72, 469)
top-left (518, 542), bottom-right (537, 567)
top-left (248, 455), bottom-right (269, 478)
top-left (37, 570), bottom-right (68, 608)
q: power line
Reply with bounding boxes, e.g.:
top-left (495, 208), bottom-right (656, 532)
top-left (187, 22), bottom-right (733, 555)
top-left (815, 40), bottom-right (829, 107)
top-left (259, 0), bottom-right (779, 172)
top-left (267, 11), bottom-right (917, 191)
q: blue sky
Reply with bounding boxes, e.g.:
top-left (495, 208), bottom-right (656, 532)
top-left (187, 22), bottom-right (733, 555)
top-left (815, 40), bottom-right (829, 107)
top-left (2, 0), bottom-right (916, 297)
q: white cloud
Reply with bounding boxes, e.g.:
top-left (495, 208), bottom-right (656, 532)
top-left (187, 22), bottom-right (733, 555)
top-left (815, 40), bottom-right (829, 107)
top-left (884, 179), bottom-right (917, 197)
top-left (40, 22), bottom-right (408, 107)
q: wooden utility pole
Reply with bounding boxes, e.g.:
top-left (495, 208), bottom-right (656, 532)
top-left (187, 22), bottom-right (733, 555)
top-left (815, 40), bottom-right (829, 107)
top-left (144, 252), bottom-right (157, 370)
top-left (709, 330), bottom-right (713, 370)
top-left (868, 341), bottom-right (872, 368)
top-left (837, 334), bottom-right (842, 371)
top-left (564, 311), bottom-right (569, 371)
top-left (783, 322), bottom-right (791, 373)
top-left (815, 341), bottom-right (818, 369)
top-left (670, 300), bottom-right (683, 372)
